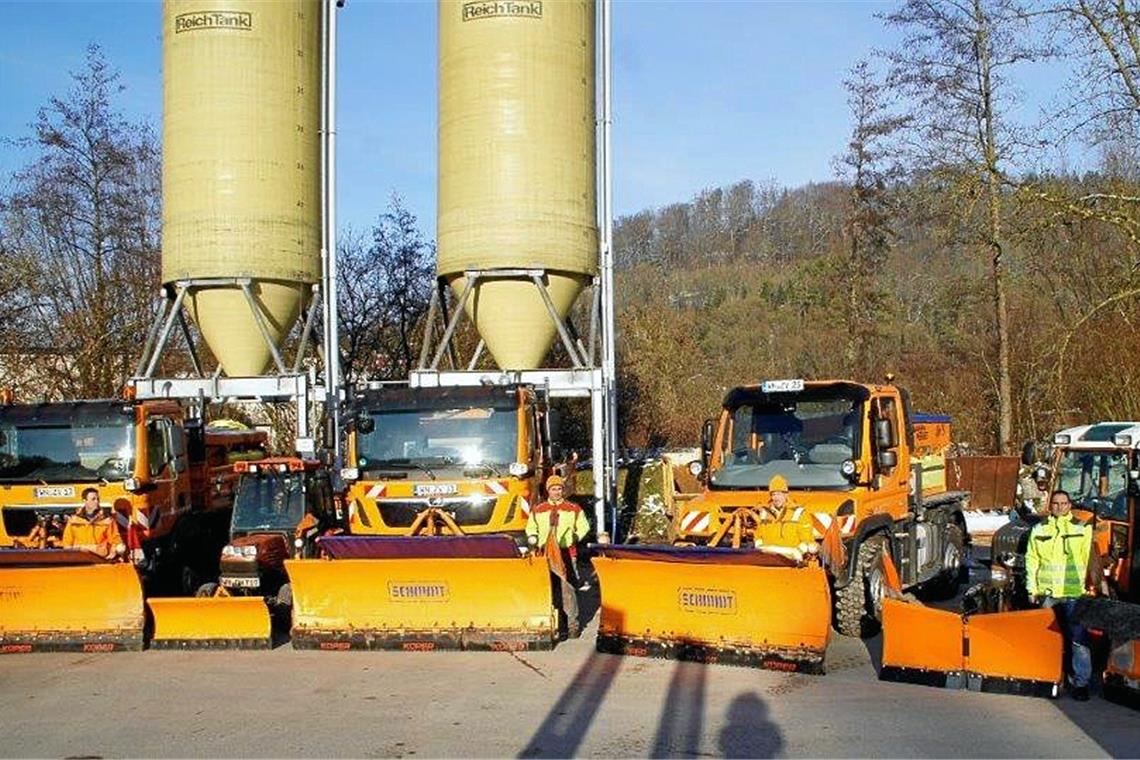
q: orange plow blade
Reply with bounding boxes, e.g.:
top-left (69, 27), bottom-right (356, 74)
top-left (147, 596), bottom-right (272, 650)
top-left (881, 598), bottom-right (1062, 698)
top-left (0, 550), bottom-right (144, 653)
top-left (592, 545), bottom-right (831, 673)
top-left (286, 536), bottom-right (557, 651)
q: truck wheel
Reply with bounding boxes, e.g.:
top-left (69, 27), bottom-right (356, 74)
top-left (196, 582), bottom-right (219, 598)
top-left (925, 523), bottom-right (967, 600)
top-left (835, 533), bottom-right (888, 638)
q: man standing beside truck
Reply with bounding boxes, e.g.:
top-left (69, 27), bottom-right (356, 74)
top-left (1025, 490), bottom-right (1102, 701)
top-left (526, 475), bottom-right (589, 638)
top-left (62, 487), bottom-right (125, 560)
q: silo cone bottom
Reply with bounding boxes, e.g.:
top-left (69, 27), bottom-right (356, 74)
top-left (185, 283), bottom-right (307, 377)
top-left (446, 273), bottom-right (588, 370)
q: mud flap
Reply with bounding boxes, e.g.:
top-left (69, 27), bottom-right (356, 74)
top-left (147, 597), bottom-right (272, 649)
top-left (0, 553), bottom-right (144, 653)
top-left (880, 598), bottom-right (1062, 698)
top-left (591, 545), bottom-right (831, 673)
top-left (286, 536), bottom-right (557, 651)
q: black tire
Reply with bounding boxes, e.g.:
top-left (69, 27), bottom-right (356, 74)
top-left (835, 533), bottom-right (888, 638)
top-left (196, 582), bottom-right (219, 598)
top-left (924, 522), bottom-right (967, 600)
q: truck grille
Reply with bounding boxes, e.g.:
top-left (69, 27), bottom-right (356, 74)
top-left (376, 498), bottom-right (497, 528)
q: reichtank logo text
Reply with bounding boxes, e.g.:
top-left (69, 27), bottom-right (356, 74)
top-left (462, 1), bottom-right (542, 21)
top-left (388, 582), bottom-right (450, 602)
top-left (678, 587), bottom-right (737, 614)
top-left (174, 11), bottom-right (253, 33)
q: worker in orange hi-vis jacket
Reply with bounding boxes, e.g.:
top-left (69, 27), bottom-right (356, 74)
top-left (62, 487), bottom-right (126, 560)
top-left (526, 475), bottom-right (590, 639)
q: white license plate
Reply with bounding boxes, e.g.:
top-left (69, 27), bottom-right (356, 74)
top-left (414, 483), bottom-right (458, 497)
top-left (35, 486), bottom-right (75, 499)
top-left (761, 379), bottom-right (805, 393)
top-left (220, 576), bottom-right (260, 589)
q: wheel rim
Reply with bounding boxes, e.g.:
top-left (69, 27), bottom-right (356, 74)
top-left (866, 561), bottom-right (885, 619)
top-left (944, 539), bottom-right (961, 575)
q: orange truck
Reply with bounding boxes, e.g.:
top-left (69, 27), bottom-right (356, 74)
top-left (286, 383), bottom-right (568, 651)
top-left (592, 378), bottom-right (969, 673)
top-left (0, 397), bottom-right (265, 652)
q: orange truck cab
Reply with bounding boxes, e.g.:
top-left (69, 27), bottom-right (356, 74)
top-left (0, 398), bottom-right (266, 594)
top-left (340, 384), bottom-right (562, 546)
top-left (685, 380), bottom-right (966, 618)
top-left (591, 378), bottom-right (969, 673)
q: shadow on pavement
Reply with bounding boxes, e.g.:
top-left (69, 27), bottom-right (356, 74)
top-left (718, 692), bottom-right (784, 758)
top-left (1052, 685), bottom-right (1140, 756)
top-left (650, 660), bottom-right (706, 758)
top-left (517, 649), bottom-right (622, 758)
top-left (863, 632), bottom-right (883, 675)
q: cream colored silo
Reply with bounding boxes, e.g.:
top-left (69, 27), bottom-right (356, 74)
top-left (438, 0), bottom-right (598, 370)
top-left (163, 0), bottom-right (321, 377)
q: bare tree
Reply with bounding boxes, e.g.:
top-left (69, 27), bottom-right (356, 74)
top-left (884, 0), bottom-right (1043, 453)
top-left (834, 59), bottom-right (908, 376)
top-left (0, 45), bottom-right (161, 399)
top-left (335, 196), bottom-right (434, 383)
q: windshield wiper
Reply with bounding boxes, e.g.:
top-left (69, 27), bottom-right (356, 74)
top-left (379, 460), bottom-right (437, 480)
top-left (464, 461), bottom-right (504, 477)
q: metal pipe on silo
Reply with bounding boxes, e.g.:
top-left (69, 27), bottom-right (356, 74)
top-left (320, 0), bottom-right (344, 473)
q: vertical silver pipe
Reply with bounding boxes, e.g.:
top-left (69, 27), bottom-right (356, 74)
top-left (322, 0), bottom-right (343, 469)
top-left (599, 0), bottom-right (619, 539)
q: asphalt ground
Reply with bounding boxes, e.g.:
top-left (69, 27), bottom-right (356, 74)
top-left (1, 555), bottom-right (1137, 758)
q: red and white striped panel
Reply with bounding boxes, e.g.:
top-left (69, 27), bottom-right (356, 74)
top-left (810, 512), bottom-right (858, 539)
top-left (484, 480), bottom-right (508, 495)
top-left (134, 507), bottom-right (161, 531)
top-left (679, 510), bottom-right (711, 534)
top-left (365, 483), bottom-right (386, 499)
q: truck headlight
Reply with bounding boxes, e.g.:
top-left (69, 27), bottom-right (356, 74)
top-left (222, 544), bottom-right (258, 559)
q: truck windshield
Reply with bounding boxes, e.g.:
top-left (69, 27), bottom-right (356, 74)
top-left (1056, 450), bottom-right (1130, 520)
top-left (711, 398), bottom-right (860, 490)
top-left (0, 423), bottom-right (135, 483)
top-left (232, 472), bottom-right (306, 532)
top-left (356, 406), bottom-right (518, 471)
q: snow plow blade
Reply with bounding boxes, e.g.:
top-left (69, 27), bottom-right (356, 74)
top-left (591, 545), bottom-right (831, 673)
top-left (147, 597), bottom-right (272, 650)
top-left (0, 550), bottom-right (144, 653)
top-left (286, 536), bottom-right (557, 651)
top-left (881, 598), bottom-right (1062, 698)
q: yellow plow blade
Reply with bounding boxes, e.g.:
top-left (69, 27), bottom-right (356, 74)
top-left (592, 546), bottom-right (831, 673)
top-left (0, 552), bottom-right (143, 653)
top-left (966, 608), bottom-right (1062, 687)
top-left (287, 536), bottom-right (556, 651)
top-left (147, 597), bottom-right (272, 650)
top-left (881, 598), bottom-right (1061, 698)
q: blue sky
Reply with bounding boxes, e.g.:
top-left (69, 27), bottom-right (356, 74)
top-left (0, 1), bottom-right (1076, 235)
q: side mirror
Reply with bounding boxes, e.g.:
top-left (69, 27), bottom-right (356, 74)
top-left (356, 414), bottom-right (375, 435)
top-left (874, 418), bottom-right (897, 450)
top-left (877, 450), bottom-right (898, 469)
top-left (1021, 440), bottom-right (1036, 466)
top-left (700, 418), bottom-right (715, 475)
